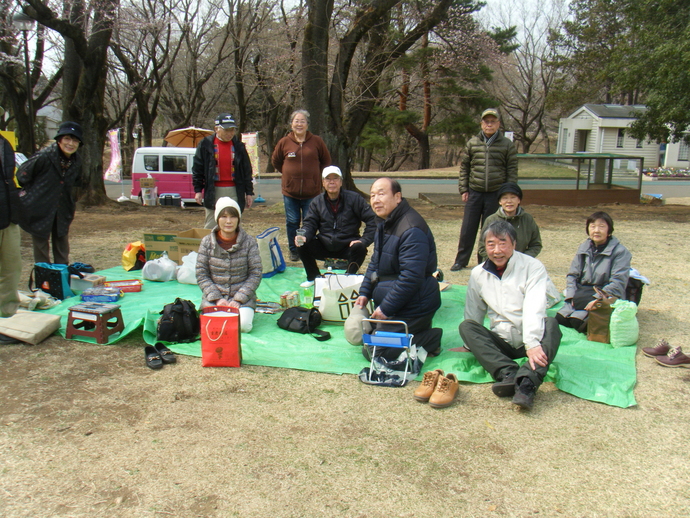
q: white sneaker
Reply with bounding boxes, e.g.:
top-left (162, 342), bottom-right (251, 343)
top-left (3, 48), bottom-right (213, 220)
top-left (300, 280), bottom-right (315, 288)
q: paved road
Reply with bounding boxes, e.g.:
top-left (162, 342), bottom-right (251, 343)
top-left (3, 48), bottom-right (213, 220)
top-left (106, 178), bottom-right (690, 205)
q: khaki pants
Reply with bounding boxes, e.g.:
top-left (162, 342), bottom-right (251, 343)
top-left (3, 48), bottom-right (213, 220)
top-left (0, 224), bottom-right (21, 317)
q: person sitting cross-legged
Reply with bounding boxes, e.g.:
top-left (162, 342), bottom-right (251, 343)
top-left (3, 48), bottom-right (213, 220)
top-left (459, 220), bottom-right (562, 410)
top-left (295, 166), bottom-right (376, 287)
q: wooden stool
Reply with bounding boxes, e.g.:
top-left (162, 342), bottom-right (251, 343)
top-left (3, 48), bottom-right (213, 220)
top-left (65, 302), bottom-right (125, 344)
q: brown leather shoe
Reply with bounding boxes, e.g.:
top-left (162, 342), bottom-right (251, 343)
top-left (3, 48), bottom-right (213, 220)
top-left (428, 373), bottom-right (459, 408)
top-left (642, 339), bottom-right (671, 358)
top-left (655, 346), bottom-right (690, 368)
top-left (413, 369), bottom-right (444, 402)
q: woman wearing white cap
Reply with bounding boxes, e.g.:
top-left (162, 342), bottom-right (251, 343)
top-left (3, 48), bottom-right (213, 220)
top-left (196, 197), bottom-right (262, 332)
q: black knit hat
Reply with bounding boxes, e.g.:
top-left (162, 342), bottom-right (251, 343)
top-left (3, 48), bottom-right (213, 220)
top-left (55, 121), bottom-right (83, 142)
top-left (497, 182), bottom-right (523, 200)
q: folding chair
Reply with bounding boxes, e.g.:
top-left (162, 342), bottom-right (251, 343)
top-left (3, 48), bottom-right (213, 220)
top-left (361, 319), bottom-right (414, 384)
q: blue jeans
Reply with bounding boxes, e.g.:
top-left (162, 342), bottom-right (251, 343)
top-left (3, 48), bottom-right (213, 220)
top-left (284, 195), bottom-right (314, 252)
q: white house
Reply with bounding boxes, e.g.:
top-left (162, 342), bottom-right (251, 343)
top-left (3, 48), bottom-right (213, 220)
top-left (36, 104), bottom-right (61, 143)
top-left (558, 104), bottom-right (661, 168)
top-left (663, 137), bottom-right (689, 169)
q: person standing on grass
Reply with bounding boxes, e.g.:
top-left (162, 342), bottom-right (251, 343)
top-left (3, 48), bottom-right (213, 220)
top-left (271, 109), bottom-right (331, 263)
top-left (459, 220), bottom-right (561, 410)
top-left (193, 113), bottom-right (254, 229)
top-left (17, 122), bottom-right (83, 265)
top-left (451, 108), bottom-right (517, 272)
top-left (0, 128), bottom-right (21, 344)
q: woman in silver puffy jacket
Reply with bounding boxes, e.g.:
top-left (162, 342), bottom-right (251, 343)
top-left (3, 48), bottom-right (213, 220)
top-left (196, 197), bottom-right (262, 332)
top-left (556, 211), bottom-right (631, 332)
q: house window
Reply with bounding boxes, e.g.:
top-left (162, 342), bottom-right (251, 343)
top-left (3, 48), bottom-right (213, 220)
top-left (560, 128), bottom-right (568, 153)
top-left (636, 139), bottom-right (643, 149)
top-left (679, 141), bottom-right (689, 161)
top-left (616, 129), bottom-right (625, 148)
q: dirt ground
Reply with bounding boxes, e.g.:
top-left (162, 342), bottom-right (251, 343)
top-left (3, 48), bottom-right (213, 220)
top-left (2, 197), bottom-right (690, 518)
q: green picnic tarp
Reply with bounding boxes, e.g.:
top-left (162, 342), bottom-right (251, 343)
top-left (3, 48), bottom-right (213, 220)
top-left (44, 266), bottom-right (637, 408)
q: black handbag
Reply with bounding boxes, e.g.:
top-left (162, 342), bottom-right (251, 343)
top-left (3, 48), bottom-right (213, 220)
top-left (277, 307), bottom-right (331, 341)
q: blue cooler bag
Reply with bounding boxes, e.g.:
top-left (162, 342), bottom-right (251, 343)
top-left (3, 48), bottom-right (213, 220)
top-left (29, 263), bottom-right (80, 300)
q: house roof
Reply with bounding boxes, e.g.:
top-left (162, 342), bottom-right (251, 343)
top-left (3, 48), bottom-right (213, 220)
top-left (580, 104), bottom-right (647, 119)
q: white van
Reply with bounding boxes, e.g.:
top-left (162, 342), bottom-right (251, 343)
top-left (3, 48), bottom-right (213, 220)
top-left (130, 147), bottom-right (197, 203)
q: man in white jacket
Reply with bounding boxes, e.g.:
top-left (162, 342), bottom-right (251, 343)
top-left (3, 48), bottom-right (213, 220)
top-left (459, 220), bottom-right (561, 410)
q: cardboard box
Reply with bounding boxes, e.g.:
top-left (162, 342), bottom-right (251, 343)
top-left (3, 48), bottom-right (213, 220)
top-left (144, 232), bottom-right (179, 263)
top-left (175, 228), bottom-right (212, 260)
top-left (139, 177), bottom-right (157, 188)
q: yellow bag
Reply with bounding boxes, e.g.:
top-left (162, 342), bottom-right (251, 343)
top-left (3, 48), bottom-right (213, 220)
top-left (121, 241), bottom-right (146, 271)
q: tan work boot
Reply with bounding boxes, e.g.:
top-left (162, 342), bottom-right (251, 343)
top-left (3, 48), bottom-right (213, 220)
top-left (413, 369), bottom-right (444, 402)
top-left (428, 373), bottom-right (459, 409)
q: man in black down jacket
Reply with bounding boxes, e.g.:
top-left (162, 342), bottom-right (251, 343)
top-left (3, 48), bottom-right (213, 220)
top-left (0, 130), bottom-right (21, 343)
top-left (355, 178), bottom-right (443, 359)
top-left (192, 113), bottom-right (253, 229)
top-left (451, 108), bottom-right (517, 271)
top-left (295, 166), bottom-right (376, 285)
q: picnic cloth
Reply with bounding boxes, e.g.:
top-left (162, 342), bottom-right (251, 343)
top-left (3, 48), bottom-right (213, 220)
top-left (43, 266), bottom-right (637, 408)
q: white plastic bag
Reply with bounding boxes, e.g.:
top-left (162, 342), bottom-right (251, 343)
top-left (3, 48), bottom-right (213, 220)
top-left (176, 252), bottom-right (198, 285)
top-left (142, 251), bottom-right (177, 282)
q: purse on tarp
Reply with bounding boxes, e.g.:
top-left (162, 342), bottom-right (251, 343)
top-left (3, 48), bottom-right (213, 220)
top-left (257, 227), bottom-right (286, 278)
top-left (317, 274), bottom-right (365, 324)
top-left (29, 263), bottom-right (82, 300)
top-left (200, 306), bottom-right (241, 367)
top-left (277, 306), bottom-right (331, 341)
top-left (587, 288), bottom-right (616, 344)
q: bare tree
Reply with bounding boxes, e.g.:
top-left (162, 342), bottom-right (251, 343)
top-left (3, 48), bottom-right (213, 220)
top-left (23, 0), bottom-right (119, 205)
top-left (481, 0), bottom-right (566, 153)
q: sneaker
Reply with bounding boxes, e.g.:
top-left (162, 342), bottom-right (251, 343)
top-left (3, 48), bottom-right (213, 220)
top-left (289, 250), bottom-right (300, 262)
top-left (300, 280), bottom-right (315, 288)
top-left (642, 338), bottom-right (671, 358)
top-left (491, 371), bottom-right (517, 398)
top-left (413, 369), bottom-right (444, 402)
top-left (428, 373), bottom-right (459, 408)
top-left (655, 346), bottom-right (690, 368)
top-left (512, 378), bottom-right (536, 410)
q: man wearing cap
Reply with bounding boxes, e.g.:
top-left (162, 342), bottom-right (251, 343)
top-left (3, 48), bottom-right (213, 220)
top-left (477, 182), bottom-right (541, 262)
top-left (295, 166), bottom-right (376, 287)
top-left (17, 121), bottom-right (83, 265)
top-left (451, 108), bottom-right (517, 271)
top-left (0, 127), bottom-right (22, 344)
top-left (193, 113), bottom-right (254, 229)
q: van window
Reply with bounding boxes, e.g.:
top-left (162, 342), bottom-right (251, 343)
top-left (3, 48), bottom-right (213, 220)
top-left (144, 155), bottom-right (159, 171)
top-left (163, 155), bottom-right (188, 172)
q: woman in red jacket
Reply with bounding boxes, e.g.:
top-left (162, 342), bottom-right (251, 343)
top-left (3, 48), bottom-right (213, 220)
top-left (271, 109), bottom-right (331, 262)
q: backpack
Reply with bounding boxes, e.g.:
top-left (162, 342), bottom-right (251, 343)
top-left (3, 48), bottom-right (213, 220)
top-left (157, 298), bottom-right (200, 343)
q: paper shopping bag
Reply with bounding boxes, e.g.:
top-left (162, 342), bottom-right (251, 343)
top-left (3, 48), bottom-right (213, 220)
top-left (200, 306), bottom-right (241, 367)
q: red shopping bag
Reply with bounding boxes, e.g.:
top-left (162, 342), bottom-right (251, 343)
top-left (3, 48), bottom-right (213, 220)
top-left (200, 306), bottom-right (241, 367)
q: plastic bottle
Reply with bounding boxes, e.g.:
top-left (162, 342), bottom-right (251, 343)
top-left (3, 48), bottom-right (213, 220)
top-left (303, 286), bottom-right (313, 307)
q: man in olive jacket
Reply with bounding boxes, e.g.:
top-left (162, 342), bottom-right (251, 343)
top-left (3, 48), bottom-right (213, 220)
top-left (0, 130), bottom-right (21, 343)
top-left (451, 109), bottom-right (517, 271)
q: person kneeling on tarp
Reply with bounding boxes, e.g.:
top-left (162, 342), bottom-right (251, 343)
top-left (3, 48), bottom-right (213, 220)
top-left (459, 220), bottom-right (561, 410)
top-left (196, 197), bottom-right (262, 332)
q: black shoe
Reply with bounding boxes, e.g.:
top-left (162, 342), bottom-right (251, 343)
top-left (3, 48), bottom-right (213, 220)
top-left (289, 250), bottom-right (300, 262)
top-left (491, 371), bottom-right (517, 397)
top-left (145, 346), bottom-right (164, 370)
top-left (450, 263), bottom-right (465, 272)
top-left (154, 342), bottom-right (177, 364)
top-left (512, 378), bottom-right (537, 410)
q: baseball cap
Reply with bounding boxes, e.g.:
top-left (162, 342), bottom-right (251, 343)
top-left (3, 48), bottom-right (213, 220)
top-left (215, 113), bottom-right (237, 129)
top-left (322, 166), bottom-right (343, 179)
top-left (481, 108), bottom-right (500, 120)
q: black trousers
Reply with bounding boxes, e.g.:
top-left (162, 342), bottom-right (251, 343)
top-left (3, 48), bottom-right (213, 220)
top-left (298, 238), bottom-right (367, 280)
top-left (454, 188), bottom-right (499, 267)
top-left (458, 317), bottom-right (562, 388)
